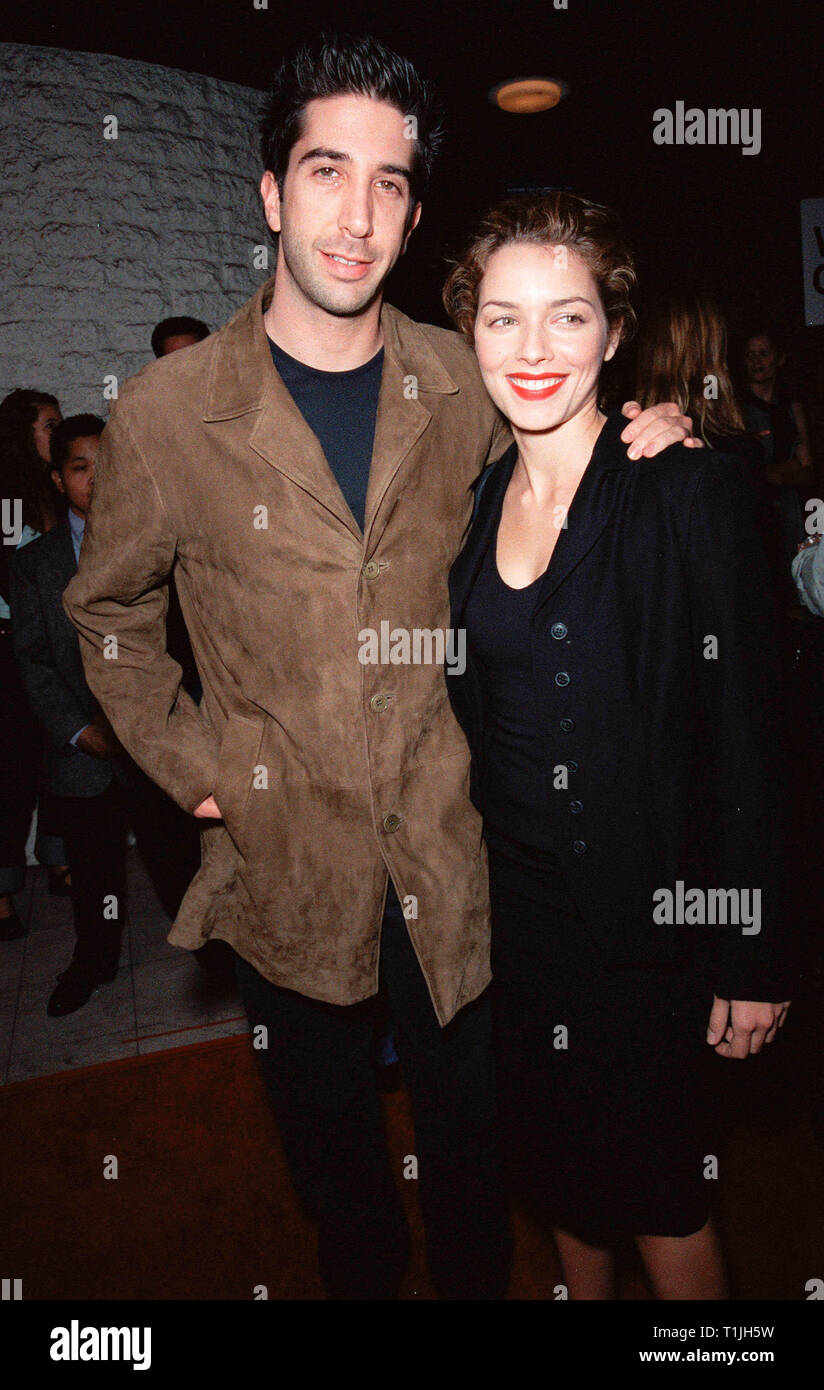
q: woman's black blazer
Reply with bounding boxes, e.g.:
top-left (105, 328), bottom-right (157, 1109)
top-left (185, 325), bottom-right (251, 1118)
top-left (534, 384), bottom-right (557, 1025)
top-left (447, 410), bottom-right (788, 1001)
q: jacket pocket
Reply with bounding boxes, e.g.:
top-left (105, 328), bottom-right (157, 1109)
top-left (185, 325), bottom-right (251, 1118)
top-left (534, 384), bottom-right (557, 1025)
top-left (212, 711), bottom-right (266, 845)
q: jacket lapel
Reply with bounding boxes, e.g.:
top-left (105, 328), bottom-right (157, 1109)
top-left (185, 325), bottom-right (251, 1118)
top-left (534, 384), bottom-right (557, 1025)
top-left (249, 373), bottom-right (362, 539)
top-left (202, 279), bottom-right (462, 548)
top-left (363, 304), bottom-right (460, 549)
top-left (533, 411), bottom-right (634, 615)
top-left (203, 276), bottom-right (361, 540)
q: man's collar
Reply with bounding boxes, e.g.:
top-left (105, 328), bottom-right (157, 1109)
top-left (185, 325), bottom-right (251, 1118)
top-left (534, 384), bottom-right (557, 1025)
top-left (203, 275), bottom-right (458, 421)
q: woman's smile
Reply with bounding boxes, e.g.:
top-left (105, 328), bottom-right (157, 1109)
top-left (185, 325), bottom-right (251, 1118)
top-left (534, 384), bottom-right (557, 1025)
top-left (505, 372), bottom-right (569, 400)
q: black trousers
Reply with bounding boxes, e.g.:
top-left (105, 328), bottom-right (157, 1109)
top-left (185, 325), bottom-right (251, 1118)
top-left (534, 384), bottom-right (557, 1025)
top-left (51, 780), bottom-right (128, 976)
top-left (234, 881), bottom-right (510, 1299)
top-left (51, 772), bottom-right (201, 978)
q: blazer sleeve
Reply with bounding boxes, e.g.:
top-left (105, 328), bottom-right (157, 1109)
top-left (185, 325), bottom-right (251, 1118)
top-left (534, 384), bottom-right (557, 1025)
top-left (8, 549), bottom-right (94, 749)
top-left (684, 453), bottom-right (790, 1002)
top-left (61, 405), bottom-right (220, 814)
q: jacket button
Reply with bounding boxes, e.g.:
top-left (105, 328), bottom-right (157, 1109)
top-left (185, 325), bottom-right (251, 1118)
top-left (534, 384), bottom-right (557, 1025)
top-left (555, 671), bottom-right (570, 687)
top-left (573, 839), bottom-right (587, 854)
top-left (569, 800), bottom-right (583, 814)
top-left (566, 760), bottom-right (578, 773)
top-left (363, 559), bottom-right (380, 579)
top-left (560, 717), bottom-right (574, 732)
top-left (551, 622), bottom-right (568, 640)
top-left (383, 813), bottom-right (402, 833)
top-left (370, 693), bottom-right (390, 712)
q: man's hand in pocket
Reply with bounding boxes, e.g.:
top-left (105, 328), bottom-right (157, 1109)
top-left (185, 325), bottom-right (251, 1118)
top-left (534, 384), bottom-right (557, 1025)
top-left (193, 795), bottom-right (223, 818)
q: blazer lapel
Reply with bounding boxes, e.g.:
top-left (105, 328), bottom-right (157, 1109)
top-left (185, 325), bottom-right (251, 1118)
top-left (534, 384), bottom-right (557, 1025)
top-left (533, 411), bottom-right (633, 615)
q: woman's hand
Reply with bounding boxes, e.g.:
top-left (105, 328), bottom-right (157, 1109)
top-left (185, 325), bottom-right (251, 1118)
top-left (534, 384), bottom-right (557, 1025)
top-left (706, 996), bottom-right (791, 1057)
top-left (620, 400), bottom-right (703, 458)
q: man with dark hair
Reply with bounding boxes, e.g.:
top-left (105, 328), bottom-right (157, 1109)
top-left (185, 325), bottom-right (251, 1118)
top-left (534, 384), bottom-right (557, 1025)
top-left (64, 32), bottom-right (693, 1297)
top-left (151, 316), bottom-right (210, 358)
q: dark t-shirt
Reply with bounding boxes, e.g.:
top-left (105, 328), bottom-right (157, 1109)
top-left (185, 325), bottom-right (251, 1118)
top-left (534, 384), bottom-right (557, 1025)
top-left (464, 523), bottom-right (559, 859)
top-left (268, 336), bottom-right (384, 532)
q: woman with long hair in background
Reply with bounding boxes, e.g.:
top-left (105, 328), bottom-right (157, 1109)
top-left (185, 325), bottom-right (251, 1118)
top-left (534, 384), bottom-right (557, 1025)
top-left (635, 293), bottom-right (753, 451)
top-left (635, 294), bottom-right (805, 622)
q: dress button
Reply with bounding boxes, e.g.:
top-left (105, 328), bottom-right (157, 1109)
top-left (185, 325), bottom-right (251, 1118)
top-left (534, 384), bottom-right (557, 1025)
top-left (555, 671), bottom-right (570, 687)
top-left (383, 813), bottom-right (402, 833)
top-left (573, 839), bottom-right (587, 854)
top-left (569, 800), bottom-right (583, 814)
top-left (370, 694), bottom-right (390, 712)
top-left (551, 622), bottom-right (568, 640)
top-left (560, 717), bottom-right (575, 732)
top-left (363, 559), bottom-right (380, 579)
top-left (566, 760), bottom-right (578, 773)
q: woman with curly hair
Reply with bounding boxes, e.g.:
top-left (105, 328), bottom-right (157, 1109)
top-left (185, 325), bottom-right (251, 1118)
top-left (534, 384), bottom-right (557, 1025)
top-left (444, 194), bottom-right (791, 1299)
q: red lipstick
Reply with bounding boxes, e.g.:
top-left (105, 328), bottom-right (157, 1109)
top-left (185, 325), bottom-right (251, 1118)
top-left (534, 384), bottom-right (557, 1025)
top-left (505, 373), bottom-right (568, 401)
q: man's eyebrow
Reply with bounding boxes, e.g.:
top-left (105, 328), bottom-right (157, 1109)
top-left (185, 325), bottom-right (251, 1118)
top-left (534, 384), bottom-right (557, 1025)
top-left (479, 296), bottom-right (596, 311)
top-left (297, 147), bottom-right (411, 183)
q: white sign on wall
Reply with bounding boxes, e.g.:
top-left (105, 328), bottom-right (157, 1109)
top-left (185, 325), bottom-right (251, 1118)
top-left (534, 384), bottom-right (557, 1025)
top-left (801, 198), bottom-right (824, 325)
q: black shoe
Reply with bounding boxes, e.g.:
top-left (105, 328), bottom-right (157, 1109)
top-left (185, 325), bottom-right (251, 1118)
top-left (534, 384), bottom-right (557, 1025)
top-left (47, 968), bottom-right (99, 1017)
top-left (47, 961), bottom-right (118, 1018)
top-left (0, 906), bottom-right (26, 940)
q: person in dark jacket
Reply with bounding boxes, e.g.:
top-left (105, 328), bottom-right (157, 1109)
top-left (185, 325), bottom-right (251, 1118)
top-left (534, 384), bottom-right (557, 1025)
top-left (0, 388), bottom-right (70, 939)
top-left (9, 416), bottom-right (201, 1015)
top-left (443, 194), bottom-right (792, 1300)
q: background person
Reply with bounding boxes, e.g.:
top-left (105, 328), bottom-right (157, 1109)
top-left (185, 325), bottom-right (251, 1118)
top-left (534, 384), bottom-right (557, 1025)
top-left (150, 316), bottom-right (210, 358)
top-left (10, 416), bottom-right (203, 1013)
top-left (0, 388), bottom-right (69, 939)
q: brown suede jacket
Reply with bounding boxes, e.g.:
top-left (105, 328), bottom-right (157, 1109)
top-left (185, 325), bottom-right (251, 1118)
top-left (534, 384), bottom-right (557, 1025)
top-left (63, 276), bottom-right (512, 1025)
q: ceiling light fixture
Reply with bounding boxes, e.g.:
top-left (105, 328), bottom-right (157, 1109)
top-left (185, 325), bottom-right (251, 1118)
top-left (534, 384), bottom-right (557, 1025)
top-left (488, 77), bottom-right (569, 113)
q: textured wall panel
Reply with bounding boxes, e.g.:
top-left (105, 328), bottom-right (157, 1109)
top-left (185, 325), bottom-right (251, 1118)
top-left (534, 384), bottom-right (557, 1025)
top-left (0, 42), bottom-right (270, 413)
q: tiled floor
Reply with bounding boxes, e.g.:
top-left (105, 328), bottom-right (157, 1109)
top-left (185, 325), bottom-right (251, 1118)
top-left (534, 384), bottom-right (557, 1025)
top-left (0, 848), bottom-right (248, 1084)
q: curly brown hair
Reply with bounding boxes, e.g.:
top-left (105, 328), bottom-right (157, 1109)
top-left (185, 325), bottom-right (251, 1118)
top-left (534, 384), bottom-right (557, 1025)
top-left (442, 192), bottom-right (637, 347)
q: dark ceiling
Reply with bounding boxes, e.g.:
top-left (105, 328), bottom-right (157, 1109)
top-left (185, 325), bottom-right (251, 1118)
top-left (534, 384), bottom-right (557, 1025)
top-left (4, 0), bottom-right (822, 347)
